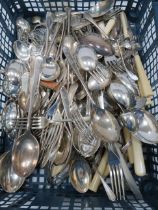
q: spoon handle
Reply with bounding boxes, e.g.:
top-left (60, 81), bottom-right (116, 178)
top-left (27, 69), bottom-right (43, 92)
top-left (65, 7), bottom-right (71, 35)
top-left (47, 22), bottom-right (62, 56)
top-left (27, 56), bottom-right (43, 130)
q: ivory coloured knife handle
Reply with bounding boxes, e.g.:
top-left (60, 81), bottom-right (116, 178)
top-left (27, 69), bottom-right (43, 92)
top-left (98, 18), bottom-right (116, 36)
top-left (104, 164), bottom-right (110, 177)
top-left (132, 135), bottom-right (146, 176)
top-left (120, 11), bottom-right (130, 39)
top-left (134, 54), bottom-right (153, 98)
top-left (123, 128), bottom-right (134, 164)
top-left (89, 151), bottom-right (108, 192)
top-left (51, 164), bottom-right (65, 177)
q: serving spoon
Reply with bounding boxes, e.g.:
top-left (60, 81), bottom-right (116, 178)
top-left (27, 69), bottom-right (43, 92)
top-left (12, 56), bottom-right (43, 177)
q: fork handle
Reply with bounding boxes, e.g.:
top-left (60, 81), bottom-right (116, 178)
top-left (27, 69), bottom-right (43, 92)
top-left (27, 56), bottom-right (43, 130)
top-left (132, 135), bottom-right (146, 177)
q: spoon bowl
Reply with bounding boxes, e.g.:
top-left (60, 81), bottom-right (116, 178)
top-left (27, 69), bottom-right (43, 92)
top-left (13, 40), bottom-right (31, 61)
top-left (12, 131), bottom-right (39, 177)
top-left (0, 151), bottom-right (25, 193)
top-left (69, 158), bottom-right (92, 193)
top-left (2, 60), bottom-right (27, 97)
top-left (16, 17), bottom-right (31, 33)
top-left (18, 91), bottom-right (42, 113)
top-left (91, 106), bottom-right (120, 143)
top-left (2, 100), bottom-right (20, 134)
top-left (76, 45), bottom-right (97, 71)
top-left (119, 112), bottom-right (138, 132)
top-left (79, 33), bottom-right (114, 56)
top-left (107, 80), bottom-right (136, 109)
top-left (41, 57), bottom-right (60, 81)
top-left (134, 110), bottom-right (158, 144)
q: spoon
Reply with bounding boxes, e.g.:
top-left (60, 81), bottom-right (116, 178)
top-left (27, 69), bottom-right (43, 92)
top-left (2, 100), bottom-right (21, 135)
top-left (16, 17), bottom-right (31, 40)
top-left (18, 71), bottom-right (42, 113)
top-left (13, 40), bottom-right (31, 61)
top-left (91, 106), bottom-right (120, 143)
top-left (41, 21), bottom-right (62, 81)
top-left (16, 17), bottom-right (31, 33)
top-left (76, 45), bottom-right (97, 71)
top-left (2, 60), bottom-right (28, 98)
top-left (115, 72), bottom-right (139, 95)
top-left (12, 56), bottom-right (42, 177)
top-left (107, 80), bottom-right (136, 109)
top-left (119, 111), bottom-right (138, 132)
top-left (54, 130), bottom-right (71, 166)
top-left (133, 110), bottom-right (158, 144)
top-left (69, 158), bottom-right (92, 193)
top-left (79, 33), bottom-right (114, 56)
top-left (62, 7), bottom-right (76, 53)
top-left (0, 151), bottom-right (25, 193)
top-left (89, 0), bottom-right (115, 18)
top-left (18, 90), bottom-right (42, 113)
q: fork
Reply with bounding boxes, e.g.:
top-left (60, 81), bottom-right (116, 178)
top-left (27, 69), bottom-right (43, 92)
top-left (60, 87), bottom-right (100, 157)
top-left (104, 46), bottom-right (138, 81)
top-left (70, 103), bottom-right (99, 145)
top-left (108, 143), bottom-right (125, 200)
top-left (89, 62), bottom-right (112, 84)
top-left (60, 86), bottom-right (97, 145)
top-left (12, 116), bottom-right (71, 129)
top-left (39, 111), bottom-right (64, 167)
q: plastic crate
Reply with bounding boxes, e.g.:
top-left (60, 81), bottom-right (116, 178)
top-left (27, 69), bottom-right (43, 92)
top-left (0, 0), bottom-right (158, 209)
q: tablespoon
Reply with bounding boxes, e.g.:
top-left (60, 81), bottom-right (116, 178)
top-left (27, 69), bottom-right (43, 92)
top-left (76, 45), bottom-right (97, 71)
top-left (79, 33), bottom-right (114, 56)
top-left (133, 110), bottom-right (158, 144)
top-left (114, 72), bottom-right (139, 96)
top-left (2, 67), bottom-right (23, 98)
top-left (0, 151), bottom-right (25, 193)
top-left (12, 56), bottom-right (43, 177)
top-left (16, 17), bottom-right (31, 33)
top-left (91, 105), bottom-right (120, 143)
top-left (16, 17), bottom-right (31, 40)
top-left (41, 22), bottom-right (62, 81)
top-left (119, 111), bottom-right (138, 132)
top-left (2, 100), bottom-right (21, 136)
top-left (13, 40), bottom-right (31, 61)
top-left (62, 7), bottom-right (76, 53)
top-left (69, 157), bottom-right (92, 193)
top-left (107, 80), bottom-right (136, 109)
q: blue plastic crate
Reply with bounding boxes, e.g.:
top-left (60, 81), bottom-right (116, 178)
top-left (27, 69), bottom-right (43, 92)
top-left (0, 0), bottom-right (158, 209)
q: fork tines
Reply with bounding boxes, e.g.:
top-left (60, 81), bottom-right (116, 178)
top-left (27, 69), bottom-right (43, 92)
top-left (108, 145), bottom-right (125, 200)
top-left (70, 103), bottom-right (98, 145)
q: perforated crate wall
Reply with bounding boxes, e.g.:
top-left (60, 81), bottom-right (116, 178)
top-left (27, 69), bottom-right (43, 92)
top-left (0, 0), bottom-right (158, 209)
